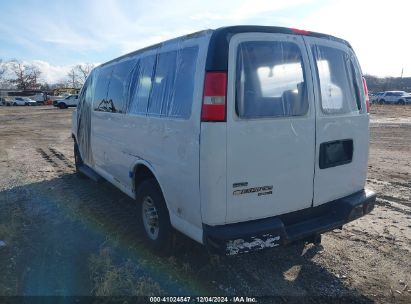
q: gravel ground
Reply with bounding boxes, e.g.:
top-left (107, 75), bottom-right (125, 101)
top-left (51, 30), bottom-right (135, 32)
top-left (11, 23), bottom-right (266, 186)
top-left (0, 105), bottom-right (410, 302)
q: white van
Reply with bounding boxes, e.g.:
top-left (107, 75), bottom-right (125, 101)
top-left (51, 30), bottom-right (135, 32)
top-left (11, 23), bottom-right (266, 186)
top-left (72, 26), bottom-right (376, 255)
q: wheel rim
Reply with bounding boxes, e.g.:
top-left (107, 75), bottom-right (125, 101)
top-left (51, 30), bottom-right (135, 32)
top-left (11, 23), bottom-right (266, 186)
top-left (142, 196), bottom-right (159, 240)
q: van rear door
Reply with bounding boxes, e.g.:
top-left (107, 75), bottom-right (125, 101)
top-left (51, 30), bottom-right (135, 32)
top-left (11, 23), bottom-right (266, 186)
top-left (304, 37), bottom-right (369, 206)
top-left (225, 33), bottom-right (316, 224)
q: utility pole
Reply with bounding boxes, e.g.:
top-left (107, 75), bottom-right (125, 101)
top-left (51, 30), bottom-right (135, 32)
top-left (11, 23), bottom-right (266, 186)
top-left (401, 68), bottom-right (403, 79)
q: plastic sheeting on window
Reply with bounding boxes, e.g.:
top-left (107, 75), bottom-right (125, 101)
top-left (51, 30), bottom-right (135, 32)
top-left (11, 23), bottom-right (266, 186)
top-left (76, 70), bottom-right (96, 165)
top-left (106, 58), bottom-right (138, 113)
top-left (127, 55), bottom-right (156, 115)
top-left (312, 45), bottom-right (361, 115)
top-left (76, 34), bottom-right (202, 164)
top-left (127, 45), bottom-right (199, 118)
top-left (93, 66), bottom-right (113, 112)
top-left (236, 41), bottom-right (308, 119)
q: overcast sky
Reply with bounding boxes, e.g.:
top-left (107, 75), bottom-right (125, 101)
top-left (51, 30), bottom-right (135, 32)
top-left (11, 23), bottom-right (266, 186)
top-left (0, 0), bottom-right (409, 83)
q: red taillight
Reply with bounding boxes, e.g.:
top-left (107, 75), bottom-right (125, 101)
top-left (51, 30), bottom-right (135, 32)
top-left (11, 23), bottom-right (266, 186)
top-left (291, 28), bottom-right (311, 35)
top-left (362, 76), bottom-right (370, 113)
top-left (201, 72), bottom-right (227, 122)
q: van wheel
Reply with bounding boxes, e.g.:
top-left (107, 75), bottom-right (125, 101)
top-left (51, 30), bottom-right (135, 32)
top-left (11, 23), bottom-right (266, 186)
top-left (74, 142), bottom-right (86, 178)
top-left (59, 103), bottom-right (67, 109)
top-left (379, 99), bottom-right (385, 104)
top-left (136, 179), bottom-right (173, 256)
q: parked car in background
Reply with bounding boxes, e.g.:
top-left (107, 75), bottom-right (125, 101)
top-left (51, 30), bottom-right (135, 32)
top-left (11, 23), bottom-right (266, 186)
top-left (0, 97), bottom-right (5, 105)
top-left (50, 93), bottom-right (71, 105)
top-left (2, 97), bottom-right (14, 106)
top-left (29, 92), bottom-right (47, 105)
top-left (55, 94), bottom-right (79, 109)
top-left (377, 91), bottom-right (411, 104)
top-left (13, 97), bottom-right (37, 106)
top-left (370, 92), bottom-right (384, 104)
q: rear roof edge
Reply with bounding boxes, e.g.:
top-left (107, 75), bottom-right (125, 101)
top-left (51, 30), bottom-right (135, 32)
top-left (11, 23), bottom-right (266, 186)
top-left (205, 25), bottom-right (351, 71)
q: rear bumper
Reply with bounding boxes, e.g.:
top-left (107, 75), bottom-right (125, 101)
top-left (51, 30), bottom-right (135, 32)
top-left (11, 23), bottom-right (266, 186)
top-left (203, 189), bottom-right (376, 255)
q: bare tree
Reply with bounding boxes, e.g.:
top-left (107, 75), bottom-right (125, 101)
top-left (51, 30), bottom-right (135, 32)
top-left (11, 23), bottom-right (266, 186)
top-left (0, 59), bottom-right (8, 89)
top-left (75, 63), bottom-right (95, 85)
top-left (0, 59), bottom-right (6, 81)
top-left (65, 63), bottom-right (94, 88)
top-left (9, 60), bottom-right (42, 90)
top-left (77, 63), bottom-right (94, 82)
top-left (67, 67), bottom-right (81, 88)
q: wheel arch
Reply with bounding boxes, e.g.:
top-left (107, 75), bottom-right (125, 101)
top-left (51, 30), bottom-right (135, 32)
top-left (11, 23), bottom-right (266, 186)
top-left (132, 161), bottom-right (171, 214)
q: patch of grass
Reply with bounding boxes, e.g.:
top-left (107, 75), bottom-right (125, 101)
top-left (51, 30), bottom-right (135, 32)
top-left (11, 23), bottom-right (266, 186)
top-left (89, 247), bottom-right (164, 296)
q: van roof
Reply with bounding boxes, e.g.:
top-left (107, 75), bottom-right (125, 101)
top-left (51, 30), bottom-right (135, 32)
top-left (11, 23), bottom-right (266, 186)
top-left (205, 26), bottom-right (351, 71)
top-left (100, 25), bottom-right (350, 70)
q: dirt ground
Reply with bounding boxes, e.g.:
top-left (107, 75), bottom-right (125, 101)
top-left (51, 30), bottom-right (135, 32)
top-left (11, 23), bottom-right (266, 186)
top-left (0, 105), bottom-right (410, 302)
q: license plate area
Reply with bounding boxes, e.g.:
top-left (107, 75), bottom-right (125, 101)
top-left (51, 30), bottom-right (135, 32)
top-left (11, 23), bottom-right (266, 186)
top-left (226, 234), bottom-right (281, 255)
top-left (319, 139), bottom-right (353, 169)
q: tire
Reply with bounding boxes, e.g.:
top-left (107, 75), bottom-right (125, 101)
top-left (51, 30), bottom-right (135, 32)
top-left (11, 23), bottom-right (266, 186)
top-left (379, 99), bottom-right (385, 104)
top-left (398, 99), bottom-right (405, 105)
top-left (74, 141), bottom-right (86, 178)
top-left (13, 102), bottom-right (17, 106)
top-left (136, 178), bottom-right (173, 256)
top-left (59, 103), bottom-right (67, 109)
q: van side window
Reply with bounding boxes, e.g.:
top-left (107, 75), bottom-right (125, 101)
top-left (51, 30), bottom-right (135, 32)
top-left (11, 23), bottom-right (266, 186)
top-left (148, 51), bottom-right (178, 116)
top-left (94, 66), bottom-right (114, 112)
top-left (168, 46), bottom-right (198, 118)
top-left (236, 41), bottom-right (308, 119)
top-left (140, 47), bottom-right (199, 118)
top-left (106, 59), bottom-right (137, 113)
top-left (128, 55), bottom-right (156, 115)
top-left (312, 45), bottom-right (360, 114)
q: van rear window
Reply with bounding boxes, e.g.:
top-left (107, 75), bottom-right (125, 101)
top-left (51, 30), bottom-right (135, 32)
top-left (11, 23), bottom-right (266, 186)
top-left (236, 41), bottom-right (308, 119)
top-left (312, 45), bottom-right (361, 114)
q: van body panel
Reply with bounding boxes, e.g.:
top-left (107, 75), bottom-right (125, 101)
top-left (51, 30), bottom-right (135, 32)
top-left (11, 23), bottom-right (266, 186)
top-left (199, 123), bottom-right (227, 225)
top-left (225, 33), bottom-right (316, 224)
top-left (303, 37), bottom-right (370, 206)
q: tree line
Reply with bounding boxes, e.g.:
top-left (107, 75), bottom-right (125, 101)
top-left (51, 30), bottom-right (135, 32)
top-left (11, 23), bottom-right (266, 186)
top-left (364, 75), bottom-right (411, 93)
top-left (0, 59), bottom-right (94, 92)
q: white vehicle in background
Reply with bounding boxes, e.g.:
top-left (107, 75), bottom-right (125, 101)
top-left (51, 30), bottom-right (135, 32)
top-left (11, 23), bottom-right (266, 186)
top-left (29, 92), bottom-right (47, 105)
top-left (377, 91), bottom-right (411, 104)
top-left (55, 94), bottom-right (79, 109)
top-left (72, 26), bottom-right (376, 256)
top-left (13, 97), bottom-right (37, 106)
top-left (370, 92), bottom-right (384, 104)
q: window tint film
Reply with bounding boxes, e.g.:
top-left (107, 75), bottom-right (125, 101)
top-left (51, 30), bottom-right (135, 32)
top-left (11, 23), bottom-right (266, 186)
top-left (236, 41), bottom-right (308, 119)
top-left (94, 66), bottom-right (113, 112)
top-left (128, 55), bottom-right (156, 115)
top-left (106, 59), bottom-right (137, 113)
top-left (312, 45), bottom-right (361, 114)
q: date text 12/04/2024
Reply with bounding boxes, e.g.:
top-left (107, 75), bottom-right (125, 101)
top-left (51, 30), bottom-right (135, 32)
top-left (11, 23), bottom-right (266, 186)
top-left (149, 296), bottom-right (257, 303)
